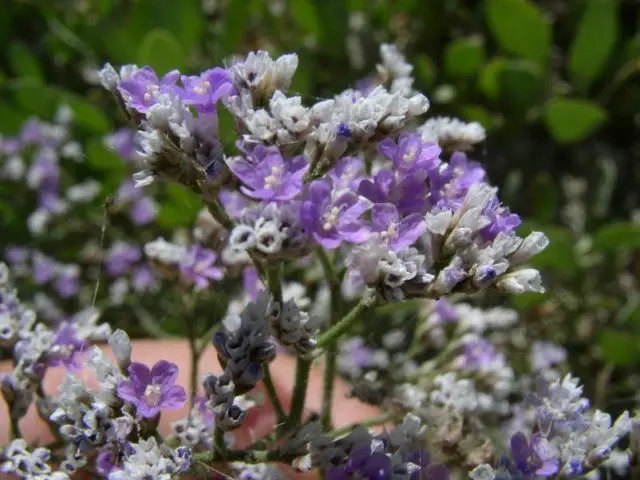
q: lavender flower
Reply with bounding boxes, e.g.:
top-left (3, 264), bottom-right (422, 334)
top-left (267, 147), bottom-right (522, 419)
top-left (117, 360), bottom-right (186, 418)
top-left (510, 432), bottom-right (560, 476)
top-left (227, 146), bottom-right (307, 201)
top-left (46, 323), bottom-right (88, 371)
top-left (300, 178), bottom-right (370, 248)
top-left (369, 203), bottom-right (426, 251)
top-left (179, 245), bottom-right (224, 289)
top-left (378, 133), bottom-right (441, 174)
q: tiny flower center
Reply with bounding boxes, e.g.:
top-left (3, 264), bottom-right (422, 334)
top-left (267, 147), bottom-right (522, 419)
top-left (143, 84), bottom-right (159, 103)
top-left (322, 205), bottom-right (344, 231)
top-left (55, 343), bottom-right (75, 358)
top-left (381, 222), bottom-right (399, 241)
top-left (193, 80), bottom-right (211, 95)
top-left (264, 165), bottom-right (283, 190)
top-left (144, 384), bottom-right (162, 406)
top-left (403, 146), bottom-right (417, 164)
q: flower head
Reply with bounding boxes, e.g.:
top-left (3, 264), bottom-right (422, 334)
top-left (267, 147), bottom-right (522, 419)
top-left (117, 360), bottom-right (186, 418)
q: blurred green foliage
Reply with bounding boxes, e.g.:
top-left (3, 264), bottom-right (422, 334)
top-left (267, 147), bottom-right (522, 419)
top-left (1, 0), bottom-right (640, 402)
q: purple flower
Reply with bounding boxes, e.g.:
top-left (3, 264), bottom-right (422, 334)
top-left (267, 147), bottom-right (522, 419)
top-left (117, 67), bottom-right (180, 114)
top-left (106, 128), bottom-right (139, 162)
top-left (243, 267), bottom-right (264, 300)
top-left (117, 360), bottom-right (186, 418)
top-left (131, 266), bottom-right (158, 293)
top-left (32, 254), bottom-right (57, 284)
top-left (5, 246), bottom-right (30, 266)
top-left (219, 189), bottom-right (250, 219)
top-left (300, 179), bottom-right (370, 249)
top-left (131, 197), bottom-right (158, 225)
top-left (179, 68), bottom-right (233, 113)
top-left (480, 196), bottom-right (521, 240)
top-left (179, 245), bottom-right (224, 289)
top-left (115, 180), bottom-right (142, 205)
top-left (369, 203), bottom-right (426, 250)
top-left (338, 337), bottom-right (375, 371)
top-left (358, 169), bottom-right (427, 214)
top-left (327, 445), bottom-right (392, 480)
top-left (227, 147), bottom-right (307, 202)
top-left (53, 267), bottom-right (81, 298)
top-left (96, 450), bottom-right (117, 476)
top-left (378, 133), bottom-right (441, 173)
top-left (328, 156), bottom-right (365, 190)
top-left (106, 243), bottom-right (141, 277)
top-left (434, 299), bottom-right (459, 323)
top-left (510, 432), bottom-right (560, 477)
top-left (460, 339), bottom-right (500, 370)
top-left (47, 323), bottom-right (88, 370)
top-left (530, 341), bottom-right (567, 372)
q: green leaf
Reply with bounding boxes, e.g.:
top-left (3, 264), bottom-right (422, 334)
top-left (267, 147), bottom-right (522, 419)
top-left (485, 0), bottom-right (551, 65)
top-left (8, 42), bottom-right (43, 83)
top-left (443, 36), bottom-right (486, 78)
top-left (58, 91), bottom-right (111, 134)
top-left (592, 222), bottom-right (640, 252)
top-left (498, 60), bottom-right (543, 111)
top-left (290, 0), bottom-right (321, 40)
top-left (85, 139), bottom-right (128, 174)
top-left (568, 0), bottom-right (618, 91)
top-left (478, 57), bottom-right (508, 100)
top-left (138, 29), bottom-right (185, 74)
top-left (598, 330), bottom-right (640, 366)
top-left (458, 105), bottom-right (493, 130)
top-left (415, 54), bottom-right (437, 88)
top-left (221, 0), bottom-right (250, 55)
top-left (543, 98), bottom-right (606, 142)
top-left (157, 184), bottom-right (202, 229)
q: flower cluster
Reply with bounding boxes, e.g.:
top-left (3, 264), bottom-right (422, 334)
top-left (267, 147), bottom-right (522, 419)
top-left (1, 42), bottom-right (636, 480)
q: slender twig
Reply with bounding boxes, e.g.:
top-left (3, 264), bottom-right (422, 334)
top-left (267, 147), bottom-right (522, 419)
top-left (213, 426), bottom-right (227, 460)
top-left (284, 358), bottom-right (312, 431)
top-left (316, 248), bottom-right (344, 430)
top-left (316, 289), bottom-right (378, 349)
top-left (263, 264), bottom-right (287, 423)
top-left (263, 366), bottom-right (286, 423)
top-left (328, 411), bottom-right (395, 437)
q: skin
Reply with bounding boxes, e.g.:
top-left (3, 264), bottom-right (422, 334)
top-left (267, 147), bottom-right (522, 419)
top-left (0, 340), bottom-right (381, 479)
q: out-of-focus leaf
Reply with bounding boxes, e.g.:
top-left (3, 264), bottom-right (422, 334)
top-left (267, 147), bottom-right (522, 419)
top-left (291, 0), bottom-right (321, 40)
top-left (221, 0), bottom-right (250, 55)
top-left (444, 36), bottom-right (485, 78)
top-left (543, 98), bottom-right (606, 142)
top-left (531, 173), bottom-right (558, 223)
top-left (485, 0), bottom-right (551, 65)
top-left (217, 105), bottom-right (238, 152)
top-left (157, 184), bottom-right (202, 229)
top-left (0, 100), bottom-right (27, 133)
top-left (85, 139), bottom-right (128, 174)
top-left (57, 91), bottom-right (111, 135)
top-left (458, 105), bottom-right (493, 130)
top-left (415, 54), bottom-right (437, 88)
top-left (14, 80), bottom-right (58, 117)
top-left (568, 0), bottom-right (618, 91)
top-left (498, 60), bottom-right (543, 111)
top-left (8, 43), bottom-right (44, 83)
top-left (598, 330), bottom-right (640, 366)
top-left (478, 57), bottom-right (508, 100)
top-left (511, 292), bottom-right (548, 310)
top-left (591, 222), bottom-right (640, 251)
top-left (138, 29), bottom-right (185, 74)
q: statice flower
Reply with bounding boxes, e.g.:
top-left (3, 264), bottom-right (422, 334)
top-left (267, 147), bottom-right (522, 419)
top-left (117, 360), bottom-right (187, 418)
top-left (178, 244), bottom-right (224, 289)
top-left (226, 145), bottom-right (307, 201)
top-left (300, 178), bottom-right (371, 248)
top-left (1, 439), bottom-right (69, 479)
top-left (107, 437), bottom-right (191, 480)
top-left (419, 116), bottom-right (486, 151)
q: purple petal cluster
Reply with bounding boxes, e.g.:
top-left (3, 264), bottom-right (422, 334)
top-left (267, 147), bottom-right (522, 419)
top-left (117, 360), bottom-right (187, 418)
top-left (179, 245), bottom-right (224, 289)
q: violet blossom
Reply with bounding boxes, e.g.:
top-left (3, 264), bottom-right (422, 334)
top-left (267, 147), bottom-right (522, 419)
top-left (368, 203), bottom-right (426, 251)
top-left (179, 245), bottom-right (224, 289)
top-left (117, 360), bottom-right (186, 418)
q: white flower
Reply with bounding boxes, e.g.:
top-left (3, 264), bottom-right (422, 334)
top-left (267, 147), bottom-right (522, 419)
top-left (497, 268), bottom-right (545, 294)
top-left (419, 116), bottom-right (486, 150)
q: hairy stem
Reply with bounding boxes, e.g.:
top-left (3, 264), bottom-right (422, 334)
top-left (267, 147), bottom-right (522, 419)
top-left (316, 288), bottom-right (378, 349)
top-left (263, 263), bottom-right (286, 423)
top-left (213, 427), bottom-right (227, 460)
top-left (263, 365), bottom-right (286, 424)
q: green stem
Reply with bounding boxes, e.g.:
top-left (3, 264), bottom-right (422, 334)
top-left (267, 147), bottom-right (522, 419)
top-left (9, 415), bottom-right (21, 440)
top-left (263, 366), bottom-right (286, 423)
top-left (213, 427), bottom-right (227, 459)
top-left (266, 264), bottom-right (283, 302)
top-left (194, 447), bottom-right (297, 464)
top-left (316, 248), bottom-right (344, 431)
top-left (316, 289), bottom-right (378, 349)
top-left (284, 358), bottom-right (312, 431)
top-left (329, 411), bottom-right (395, 437)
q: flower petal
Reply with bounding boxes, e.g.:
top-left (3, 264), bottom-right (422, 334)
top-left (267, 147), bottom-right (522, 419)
top-left (150, 360), bottom-right (178, 387)
top-left (161, 385), bottom-right (187, 410)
